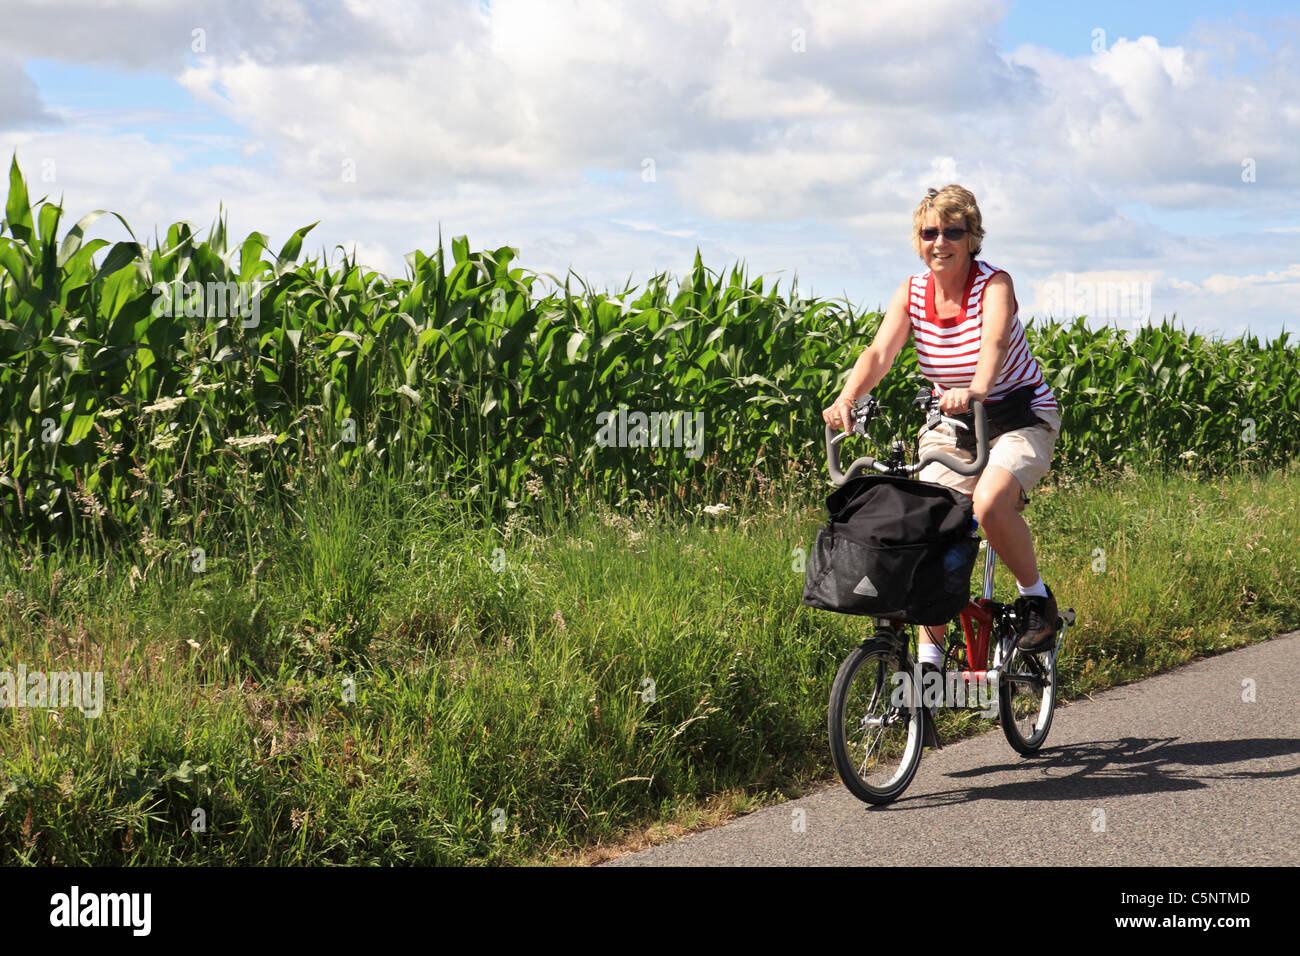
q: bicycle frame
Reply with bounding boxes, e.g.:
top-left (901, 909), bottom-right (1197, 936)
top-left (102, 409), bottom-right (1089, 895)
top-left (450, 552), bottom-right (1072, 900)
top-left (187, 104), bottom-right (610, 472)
top-left (823, 393), bottom-right (1075, 802)
top-left (956, 541), bottom-right (1003, 681)
top-left (953, 541), bottom-right (1072, 690)
top-left (831, 392), bottom-right (1071, 699)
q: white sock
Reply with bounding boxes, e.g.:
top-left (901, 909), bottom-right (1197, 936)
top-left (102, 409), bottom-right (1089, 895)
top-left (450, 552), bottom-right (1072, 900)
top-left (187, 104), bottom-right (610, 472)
top-left (918, 644), bottom-right (943, 667)
top-left (1017, 575), bottom-right (1048, 599)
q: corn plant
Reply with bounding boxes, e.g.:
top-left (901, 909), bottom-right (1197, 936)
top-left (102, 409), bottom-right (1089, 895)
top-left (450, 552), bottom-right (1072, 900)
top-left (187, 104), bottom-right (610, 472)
top-left (3, 155), bottom-right (1299, 547)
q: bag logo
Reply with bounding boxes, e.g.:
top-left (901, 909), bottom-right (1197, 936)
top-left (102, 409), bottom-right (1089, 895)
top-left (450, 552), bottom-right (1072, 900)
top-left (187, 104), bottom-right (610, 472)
top-left (852, 574), bottom-right (880, 597)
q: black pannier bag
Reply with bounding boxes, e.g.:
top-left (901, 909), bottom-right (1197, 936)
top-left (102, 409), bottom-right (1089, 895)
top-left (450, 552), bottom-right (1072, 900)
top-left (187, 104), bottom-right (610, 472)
top-left (802, 474), bottom-right (980, 625)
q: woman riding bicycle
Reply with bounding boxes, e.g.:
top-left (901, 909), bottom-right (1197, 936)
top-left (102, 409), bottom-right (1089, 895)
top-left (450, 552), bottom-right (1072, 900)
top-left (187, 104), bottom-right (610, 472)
top-left (822, 184), bottom-right (1061, 657)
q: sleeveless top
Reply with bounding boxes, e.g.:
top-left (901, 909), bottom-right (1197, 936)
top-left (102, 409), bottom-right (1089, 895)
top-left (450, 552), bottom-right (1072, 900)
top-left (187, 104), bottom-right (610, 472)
top-left (907, 260), bottom-right (1057, 413)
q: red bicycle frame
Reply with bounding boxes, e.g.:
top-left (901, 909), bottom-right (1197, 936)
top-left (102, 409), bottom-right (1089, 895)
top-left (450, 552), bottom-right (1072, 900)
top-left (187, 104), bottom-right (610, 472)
top-left (958, 598), bottom-right (997, 678)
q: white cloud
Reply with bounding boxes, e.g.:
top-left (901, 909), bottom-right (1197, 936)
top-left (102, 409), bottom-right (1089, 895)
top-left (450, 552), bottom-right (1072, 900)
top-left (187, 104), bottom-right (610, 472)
top-left (1020, 264), bottom-right (1300, 342)
top-left (2, 0), bottom-right (1299, 336)
top-left (0, 55), bottom-right (54, 127)
top-left (1178, 264), bottom-right (1300, 296)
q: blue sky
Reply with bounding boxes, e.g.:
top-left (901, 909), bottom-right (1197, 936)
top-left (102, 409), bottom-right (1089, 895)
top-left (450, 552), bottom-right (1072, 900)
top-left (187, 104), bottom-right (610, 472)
top-left (2, 0), bottom-right (1298, 340)
top-left (998, 0), bottom-right (1296, 54)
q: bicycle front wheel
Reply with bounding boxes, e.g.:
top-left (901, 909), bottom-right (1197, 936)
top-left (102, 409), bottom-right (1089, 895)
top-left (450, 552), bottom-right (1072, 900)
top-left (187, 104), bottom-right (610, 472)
top-left (828, 636), bottom-right (925, 805)
top-left (998, 641), bottom-right (1058, 754)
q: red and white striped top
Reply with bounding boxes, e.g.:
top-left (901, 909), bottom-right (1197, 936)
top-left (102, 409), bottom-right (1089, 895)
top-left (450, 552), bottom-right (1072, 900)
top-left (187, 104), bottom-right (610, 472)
top-left (907, 260), bottom-right (1057, 413)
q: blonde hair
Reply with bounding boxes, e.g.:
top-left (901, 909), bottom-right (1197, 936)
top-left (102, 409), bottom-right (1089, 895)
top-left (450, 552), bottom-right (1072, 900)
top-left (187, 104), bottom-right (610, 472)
top-left (912, 184), bottom-right (984, 257)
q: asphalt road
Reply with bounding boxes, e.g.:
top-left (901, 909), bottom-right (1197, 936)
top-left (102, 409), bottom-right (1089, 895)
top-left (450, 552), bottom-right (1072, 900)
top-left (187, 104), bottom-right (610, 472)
top-left (605, 629), bottom-right (1300, 866)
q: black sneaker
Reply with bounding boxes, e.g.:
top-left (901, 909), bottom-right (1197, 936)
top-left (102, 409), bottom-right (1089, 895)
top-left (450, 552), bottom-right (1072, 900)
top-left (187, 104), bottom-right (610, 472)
top-left (1014, 585), bottom-right (1058, 653)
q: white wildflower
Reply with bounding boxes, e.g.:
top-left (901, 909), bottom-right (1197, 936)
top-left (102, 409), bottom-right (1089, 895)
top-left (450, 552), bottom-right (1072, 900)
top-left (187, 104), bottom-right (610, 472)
top-left (143, 396), bottom-right (188, 414)
top-left (227, 434), bottom-right (278, 450)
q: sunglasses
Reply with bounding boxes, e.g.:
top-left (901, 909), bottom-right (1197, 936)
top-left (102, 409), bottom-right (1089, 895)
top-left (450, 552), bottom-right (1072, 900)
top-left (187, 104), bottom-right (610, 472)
top-left (919, 226), bottom-right (967, 242)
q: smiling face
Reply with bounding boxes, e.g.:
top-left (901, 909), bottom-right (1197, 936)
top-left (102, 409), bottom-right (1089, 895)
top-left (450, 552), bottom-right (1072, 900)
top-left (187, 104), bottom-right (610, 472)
top-left (919, 211), bottom-right (973, 277)
top-left (911, 185), bottom-right (985, 274)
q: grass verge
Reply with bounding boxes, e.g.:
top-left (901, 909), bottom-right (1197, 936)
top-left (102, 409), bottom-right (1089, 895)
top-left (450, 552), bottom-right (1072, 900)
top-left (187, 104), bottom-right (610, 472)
top-left (2, 462), bottom-right (1298, 864)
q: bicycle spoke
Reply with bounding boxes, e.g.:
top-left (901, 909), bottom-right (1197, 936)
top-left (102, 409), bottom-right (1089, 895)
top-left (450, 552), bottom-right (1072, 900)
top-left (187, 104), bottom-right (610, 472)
top-left (854, 663), bottom-right (889, 772)
top-left (858, 727), bottom-right (884, 776)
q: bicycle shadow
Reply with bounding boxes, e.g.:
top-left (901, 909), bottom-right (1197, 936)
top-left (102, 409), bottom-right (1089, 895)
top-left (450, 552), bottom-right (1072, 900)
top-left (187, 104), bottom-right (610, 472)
top-left (887, 736), bottom-right (1300, 809)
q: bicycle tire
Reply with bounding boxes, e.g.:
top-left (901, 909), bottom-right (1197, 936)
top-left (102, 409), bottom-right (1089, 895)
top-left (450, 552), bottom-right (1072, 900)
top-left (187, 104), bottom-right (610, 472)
top-left (997, 636), bottom-right (1058, 755)
top-left (828, 636), bottom-right (926, 804)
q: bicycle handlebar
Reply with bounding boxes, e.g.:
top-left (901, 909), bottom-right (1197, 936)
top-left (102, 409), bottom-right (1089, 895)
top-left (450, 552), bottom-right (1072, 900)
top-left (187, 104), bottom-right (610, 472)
top-left (824, 396), bottom-right (989, 486)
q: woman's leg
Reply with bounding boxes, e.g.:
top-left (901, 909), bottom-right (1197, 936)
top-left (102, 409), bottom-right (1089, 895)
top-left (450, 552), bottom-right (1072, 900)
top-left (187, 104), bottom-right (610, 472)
top-left (974, 464), bottom-right (1058, 647)
top-left (919, 623), bottom-right (947, 652)
top-left (971, 465), bottom-right (1037, 586)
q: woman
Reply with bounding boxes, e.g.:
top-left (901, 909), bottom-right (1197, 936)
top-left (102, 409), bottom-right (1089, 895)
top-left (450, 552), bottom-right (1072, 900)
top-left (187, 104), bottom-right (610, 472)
top-left (822, 184), bottom-right (1062, 656)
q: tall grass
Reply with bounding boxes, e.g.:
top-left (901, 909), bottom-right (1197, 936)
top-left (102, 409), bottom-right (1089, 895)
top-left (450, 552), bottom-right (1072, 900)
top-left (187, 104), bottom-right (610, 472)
top-left (2, 462), bottom-right (1298, 864)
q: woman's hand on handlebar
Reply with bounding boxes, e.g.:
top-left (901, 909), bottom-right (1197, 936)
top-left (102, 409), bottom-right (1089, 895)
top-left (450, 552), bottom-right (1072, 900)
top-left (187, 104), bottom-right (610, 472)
top-left (937, 386), bottom-right (987, 416)
top-left (822, 396), bottom-right (857, 432)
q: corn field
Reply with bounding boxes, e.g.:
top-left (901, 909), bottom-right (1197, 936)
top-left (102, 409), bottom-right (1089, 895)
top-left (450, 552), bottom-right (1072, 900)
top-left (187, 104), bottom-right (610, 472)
top-left (3, 156), bottom-right (1299, 544)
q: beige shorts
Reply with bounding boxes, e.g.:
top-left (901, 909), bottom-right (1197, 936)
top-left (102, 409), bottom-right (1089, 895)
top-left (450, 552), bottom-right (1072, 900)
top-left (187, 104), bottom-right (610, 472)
top-left (917, 406), bottom-right (1061, 502)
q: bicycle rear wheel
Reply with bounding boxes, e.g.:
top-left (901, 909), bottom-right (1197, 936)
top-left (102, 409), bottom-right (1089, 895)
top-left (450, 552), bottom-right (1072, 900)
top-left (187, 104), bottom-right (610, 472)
top-left (828, 635), bottom-right (926, 804)
top-left (998, 638), bottom-right (1058, 754)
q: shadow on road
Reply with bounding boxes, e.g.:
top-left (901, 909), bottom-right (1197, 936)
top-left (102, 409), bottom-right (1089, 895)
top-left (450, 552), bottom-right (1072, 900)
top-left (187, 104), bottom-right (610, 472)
top-left (876, 736), bottom-right (1300, 809)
